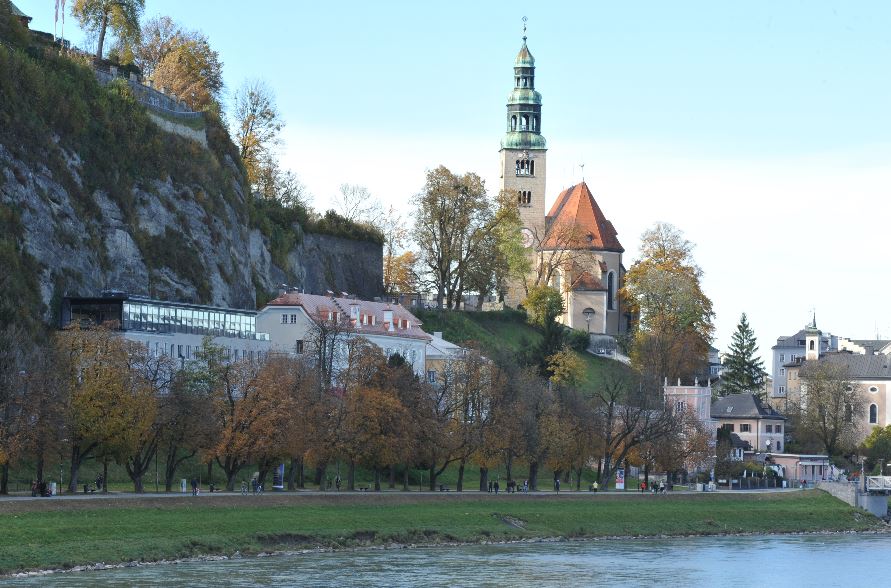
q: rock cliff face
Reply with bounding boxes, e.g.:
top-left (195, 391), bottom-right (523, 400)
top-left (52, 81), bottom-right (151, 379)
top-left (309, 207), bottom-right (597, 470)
top-left (0, 139), bottom-right (382, 320)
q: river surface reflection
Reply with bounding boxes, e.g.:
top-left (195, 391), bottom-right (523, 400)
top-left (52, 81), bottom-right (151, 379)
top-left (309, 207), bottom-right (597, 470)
top-left (8, 533), bottom-right (891, 587)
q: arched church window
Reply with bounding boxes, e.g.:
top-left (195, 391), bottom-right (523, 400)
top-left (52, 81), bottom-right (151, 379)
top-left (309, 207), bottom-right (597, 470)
top-left (516, 77), bottom-right (521, 88)
top-left (516, 160), bottom-right (521, 175)
top-left (521, 115), bottom-right (528, 131)
top-left (870, 404), bottom-right (878, 424)
top-left (522, 77), bottom-right (527, 87)
top-left (529, 160), bottom-right (535, 175)
top-left (809, 340), bottom-right (815, 351)
top-left (531, 116), bottom-right (537, 131)
top-left (607, 271), bottom-right (616, 310)
top-left (511, 116), bottom-right (517, 131)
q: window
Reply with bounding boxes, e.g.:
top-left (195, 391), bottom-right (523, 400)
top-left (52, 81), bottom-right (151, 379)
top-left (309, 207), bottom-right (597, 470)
top-left (780, 353), bottom-right (785, 362)
top-left (869, 386), bottom-right (879, 393)
top-left (775, 424), bottom-right (782, 434)
top-left (607, 271), bottom-right (616, 310)
top-left (766, 425), bottom-right (772, 433)
top-left (740, 424), bottom-right (751, 433)
top-left (780, 368), bottom-right (785, 376)
top-left (778, 386), bottom-right (785, 394)
top-left (845, 403), bottom-right (853, 423)
top-left (290, 314), bottom-right (297, 324)
top-left (870, 404), bottom-right (878, 424)
top-left (517, 190), bottom-right (532, 205)
top-left (295, 340), bottom-right (304, 354)
top-left (809, 340), bottom-right (815, 351)
top-left (427, 370), bottom-right (437, 384)
top-left (675, 400), bottom-right (686, 413)
top-left (722, 424), bottom-right (735, 432)
top-left (776, 441), bottom-right (781, 452)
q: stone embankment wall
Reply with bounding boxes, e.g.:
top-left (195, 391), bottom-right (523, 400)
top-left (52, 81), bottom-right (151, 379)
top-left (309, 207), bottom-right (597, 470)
top-left (146, 113), bottom-right (207, 148)
top-left (817, 481), bottom-right (888, 518)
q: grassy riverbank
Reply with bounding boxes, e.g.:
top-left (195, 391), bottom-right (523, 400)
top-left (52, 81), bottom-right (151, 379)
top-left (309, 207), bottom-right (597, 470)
top-left (0, 491), bottom-right (884, 575)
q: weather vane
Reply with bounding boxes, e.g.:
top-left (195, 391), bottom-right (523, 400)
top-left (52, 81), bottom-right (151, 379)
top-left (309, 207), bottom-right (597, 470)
top-left (522, 16), bottom-right (527, 41)
top-left (580, 163), bottom-right (585, 181)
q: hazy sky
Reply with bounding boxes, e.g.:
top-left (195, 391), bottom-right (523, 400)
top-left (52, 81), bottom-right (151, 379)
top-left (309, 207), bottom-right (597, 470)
top-left (21, 0), bottom-right (891, 368)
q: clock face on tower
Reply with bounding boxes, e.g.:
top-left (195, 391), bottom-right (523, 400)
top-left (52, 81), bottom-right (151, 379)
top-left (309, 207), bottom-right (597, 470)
top-left (520, 227), bottom-right (534, 249)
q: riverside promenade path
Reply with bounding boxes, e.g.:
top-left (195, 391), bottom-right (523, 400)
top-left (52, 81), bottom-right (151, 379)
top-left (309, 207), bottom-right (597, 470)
top-left (0, 487), bottom-right (803, 512)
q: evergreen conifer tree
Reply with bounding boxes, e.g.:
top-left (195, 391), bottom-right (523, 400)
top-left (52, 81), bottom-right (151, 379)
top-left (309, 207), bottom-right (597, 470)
top-left (720, 313), bottom-right (767, 397)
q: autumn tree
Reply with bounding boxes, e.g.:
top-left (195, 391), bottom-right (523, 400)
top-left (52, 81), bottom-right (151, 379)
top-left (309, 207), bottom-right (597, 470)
top-left (621, 223), bottom-right (714, 383)
top-left (208, 352), bottom-right (293, 491)
top-left (150, 31), bottom-right (223, 111)
top-left (232, 79), bottom-right (284, 193)
top-left (793, 360), bottom-right (864, 456)
top-left (158, 365), bottom-right (217, 491)
top-left (72, 0), bottom-right (144, 62)
top-left (56, 325), bottom-right (156, 493)
top-left (0, 323), bottom-right (30, 494)
top-left (720, 313), bottom-right (767, 397)
top-left (413, 166), bottom-right (511, 308)
top-left (591, 374), bottom-right (680, 488)
top-left (122, 342), bottom-right (174, 492)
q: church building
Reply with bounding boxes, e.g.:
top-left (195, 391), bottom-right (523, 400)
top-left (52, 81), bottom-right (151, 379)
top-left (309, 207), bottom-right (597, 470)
top-left (499, 32), bottom-right (628, 338)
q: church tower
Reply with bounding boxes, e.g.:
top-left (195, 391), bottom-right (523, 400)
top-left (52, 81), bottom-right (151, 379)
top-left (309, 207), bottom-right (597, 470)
top-left (500, 30), bottom-right (547, 244)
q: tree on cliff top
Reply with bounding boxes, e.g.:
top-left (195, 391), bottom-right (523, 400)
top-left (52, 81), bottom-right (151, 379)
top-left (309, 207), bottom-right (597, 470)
top-left (72, 0), bottom-right (145, 62)
top-left (137, 16), bottom-right (223, 111)
top-left (720, 313), bottom-right (767, 397)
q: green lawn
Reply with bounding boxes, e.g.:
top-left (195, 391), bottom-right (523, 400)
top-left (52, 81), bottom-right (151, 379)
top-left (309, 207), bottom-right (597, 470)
top-left (0, 491), bottom-right (881, 574)
top-left (415, 309), bottom-right (631, 389)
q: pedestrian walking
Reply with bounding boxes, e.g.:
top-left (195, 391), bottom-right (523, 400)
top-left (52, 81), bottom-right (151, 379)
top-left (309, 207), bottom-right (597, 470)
top-left (555, 478), bottom-right (560, 493)
top-left (659, 480), bottom-right (665, 494)
top-left (494, 480), bottom-right (499, 494)
top-left (523, 479), bottom-right (528, 493)
top-left (335, 475), bottom-right (342, 491)
top-left (190, 478), bottom-right (198, 496)
top-left (488, 480), bottom-right (493, 493)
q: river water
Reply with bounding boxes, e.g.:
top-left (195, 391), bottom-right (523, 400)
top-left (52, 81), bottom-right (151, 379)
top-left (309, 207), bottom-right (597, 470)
top-left (8, 534), bottom-right (891, 587)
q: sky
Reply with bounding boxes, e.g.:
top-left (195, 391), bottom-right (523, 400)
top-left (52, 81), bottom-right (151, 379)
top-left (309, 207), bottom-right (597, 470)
top-left (19, 0), bottom-right (891, 369)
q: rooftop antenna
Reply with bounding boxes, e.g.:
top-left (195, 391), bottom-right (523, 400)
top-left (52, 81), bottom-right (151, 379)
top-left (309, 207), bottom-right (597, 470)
top-left (522, 16), bottom-right (527, 42)
top-left (579, 163), bottom-right (585, 182)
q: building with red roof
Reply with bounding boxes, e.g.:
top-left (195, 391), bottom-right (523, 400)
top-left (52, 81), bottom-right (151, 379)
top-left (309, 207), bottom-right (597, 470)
top-left (498, 32), bottom-right (628, 338)
top-left (256, 289), bottom-right (431, 377)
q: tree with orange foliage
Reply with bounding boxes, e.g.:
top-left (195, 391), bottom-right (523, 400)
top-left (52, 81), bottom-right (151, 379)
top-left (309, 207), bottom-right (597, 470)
top-left (56, 325), bottom-right (157, 493)
top-left (207, 348), bottom-right (294, 491)
top-left (621, 222), bottom-right (714, 383)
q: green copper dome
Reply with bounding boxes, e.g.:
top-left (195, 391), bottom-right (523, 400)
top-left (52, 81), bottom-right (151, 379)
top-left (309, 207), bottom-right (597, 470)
top-left (515, 41), bottom-right (535, 67)
top-left (501, 131), bottom-right (547, 150)
top-left (508, 88), bottom-right (542, 105)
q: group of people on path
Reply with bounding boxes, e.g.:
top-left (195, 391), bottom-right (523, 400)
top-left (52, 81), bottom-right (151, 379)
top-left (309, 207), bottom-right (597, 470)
top-left (639, 480), bottom-right (667, 494)
top-left (487, 479), bottom-right (530, 493)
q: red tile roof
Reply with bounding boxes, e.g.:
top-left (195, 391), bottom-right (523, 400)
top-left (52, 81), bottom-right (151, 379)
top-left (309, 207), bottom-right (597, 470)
top-left (571, 271), bottom-right (607, 292)
top-left (542, 182), bottom-right (624, 252)
top-left (265, 292), bottom-right (431, 341)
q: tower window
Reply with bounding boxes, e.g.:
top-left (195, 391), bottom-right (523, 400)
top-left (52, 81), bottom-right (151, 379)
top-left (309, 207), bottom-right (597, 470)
top-left (515, 159), bottom-right (534, 177)
top-left (532, 116), bottom-right (537, 131)
top-left (870, 404), bottom-right (878, 424)
top-left (607, 271), bottom-right (616, 310)
top-left (511, 115), bottom-right (517, 131)
top-left (517, 190), bottom-right (532, 206)
top-left (521, 115), bottom-right (529, 131)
